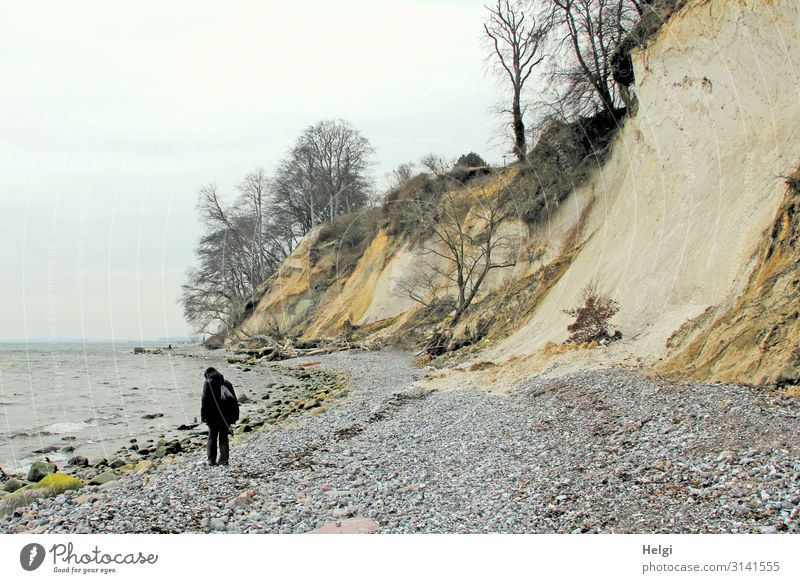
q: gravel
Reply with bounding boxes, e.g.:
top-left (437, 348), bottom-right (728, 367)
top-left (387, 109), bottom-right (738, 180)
top-left (1, 349), bottom-right (798, 534)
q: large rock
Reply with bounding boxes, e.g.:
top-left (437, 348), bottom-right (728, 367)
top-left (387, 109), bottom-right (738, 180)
top-left (154, 439), bottom-right (182, 458)
top-left (88, 470), bottom-right (117, 486)
top-left (308, 517), bottom-right (380, 534)
top-left (31, 473), bottom-right (83, 495)
top-left (27, 461), bottom-right (57, 483)
top-left (68, 455), bottom-right (89, 467)
top-left (2, 478), bottom-right (26, 493)
top-left (0, 486), bottom-right (46, 514)
top-left (109, 458), bottom-right (127, 469)
top-left (134, 460), bottom-right (155, 475)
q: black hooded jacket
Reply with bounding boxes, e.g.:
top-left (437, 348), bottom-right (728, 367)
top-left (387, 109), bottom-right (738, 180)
top-left (201, 370), bottom-right (239, 428)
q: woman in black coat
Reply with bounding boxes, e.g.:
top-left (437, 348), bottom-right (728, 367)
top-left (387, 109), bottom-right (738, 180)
top-left (200, 367), bottom-right (239, 466)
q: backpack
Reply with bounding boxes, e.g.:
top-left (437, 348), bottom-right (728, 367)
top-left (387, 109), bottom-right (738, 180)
top-left (218, 381), bottom-right (239, 425)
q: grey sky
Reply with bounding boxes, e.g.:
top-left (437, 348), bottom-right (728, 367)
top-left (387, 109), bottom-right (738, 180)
top-left (1, 0), bottom-right (507, 341)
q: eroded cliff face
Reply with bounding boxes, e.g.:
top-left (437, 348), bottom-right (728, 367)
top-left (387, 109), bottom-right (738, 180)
top-left (658, 171), bottom-right (800, 384)
top-left (481, 0), bottom-right (800, 379)
top-left (236, 0), bottom-right (800, 385)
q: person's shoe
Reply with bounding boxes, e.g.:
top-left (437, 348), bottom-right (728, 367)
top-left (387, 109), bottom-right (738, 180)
top-left (207, 460), bottom-right (217, 466)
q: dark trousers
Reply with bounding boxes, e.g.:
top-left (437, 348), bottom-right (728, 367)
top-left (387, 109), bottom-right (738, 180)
top-left (206, 424), bottom-right (230, 465)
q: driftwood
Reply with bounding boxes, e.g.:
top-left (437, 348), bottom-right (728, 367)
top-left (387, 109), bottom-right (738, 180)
top-left (230, 336), bottom-right (382, 363)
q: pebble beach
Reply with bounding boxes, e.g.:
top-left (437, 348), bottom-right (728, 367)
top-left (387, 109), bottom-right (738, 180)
top-left (1, 350), bottom-right (798, 534)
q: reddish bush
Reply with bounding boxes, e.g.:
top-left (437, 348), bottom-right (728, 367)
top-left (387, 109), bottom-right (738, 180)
top-left (563, 282), bottom-right (620, 344)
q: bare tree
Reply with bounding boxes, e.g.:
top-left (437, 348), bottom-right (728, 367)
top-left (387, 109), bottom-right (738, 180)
top-left (237, 168), bottom-right (270, 284)
top-left (296, 119), bottom-right (375, 224)
top-left (419, 153), bottom-right (453, 176)
top-left (181, 186), bottom-right (247, 334)
top-left (541, 0), bottom-right (641, 117)
top-left (385, 161), bottom-right (417, 191)
top-left (393, 267), bottom-right (449, 308)
top-left (484, 0), bottom-right (549, 162)
top-left (181, 177), bottom-right (292, 335)
top-left (272, 119), bottom-right (375, 235)
top-left (271, 144), bottom-right (324, 236)
top-left (405, 177), bottom-right (519, 354)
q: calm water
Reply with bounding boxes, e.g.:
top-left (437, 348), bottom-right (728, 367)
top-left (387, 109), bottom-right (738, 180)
top-left (0, 342), bottom-right (286, 474)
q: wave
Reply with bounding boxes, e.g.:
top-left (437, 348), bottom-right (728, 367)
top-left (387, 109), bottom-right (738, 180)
top-left (42, 421), bottom-right (93, 435)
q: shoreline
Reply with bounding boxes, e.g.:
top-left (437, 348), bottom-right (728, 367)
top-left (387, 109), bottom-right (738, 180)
top-left (1, 349), bottom-right (798, 534)
top-left (0, 354), bottom-right (349, 520)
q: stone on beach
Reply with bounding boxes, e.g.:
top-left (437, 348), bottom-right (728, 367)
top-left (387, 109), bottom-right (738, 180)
top-left (88, 471), bottom-right (117, 486)
top-left (134, 460), bottom-right (155, 475)
top-left (68, 455), bottom-right (90, 467)
top-left (27, 461), bottom-right (57, 483)
top-left (31, 473), bottom-right (83, 495)
top-left (2, 478), bottom-right (25, 493)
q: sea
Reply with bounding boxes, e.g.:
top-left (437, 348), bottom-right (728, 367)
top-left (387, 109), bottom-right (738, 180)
top-left (0, 341), bottom-right (287, 474)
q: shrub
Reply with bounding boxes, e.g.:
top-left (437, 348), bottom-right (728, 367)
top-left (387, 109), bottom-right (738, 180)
top-left (563, 281), bottom-right (620, 344)
top-left (315, 208), bottom-right (380, 250)
top-left (382, 175), bottom-right (442, 238)
top-left (455, 152), bottom-right (488, 168)
top-left (518, 108), bottom-right (625, 225)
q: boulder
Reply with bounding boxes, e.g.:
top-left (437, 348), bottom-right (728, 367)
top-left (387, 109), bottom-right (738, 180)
top-left (88, 471), bottom-right (117, 486)
top-left (134, 460), bottom-right (155, 475)
top-left (67, 455), bottom-right (89, 468)
top-left (27, 461), bottom-right (57, 483)
top-left (0, 486), bottom-right (46, 514)
top-left (2, 478), bottom-right (25, 493)
top-left (109, 458), bottom-right (127, 469)
top-left (31, 473), bottom-right (83, 495)
top-left (154, 439), bottom-right (182, 458)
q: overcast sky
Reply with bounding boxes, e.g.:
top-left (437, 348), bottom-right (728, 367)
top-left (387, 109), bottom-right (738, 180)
top-left (0, 0), bottom-right (507, 341)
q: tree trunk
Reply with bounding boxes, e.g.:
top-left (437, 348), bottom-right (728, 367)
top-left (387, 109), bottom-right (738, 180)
top-left (512, 87), bottom-right (526, 161)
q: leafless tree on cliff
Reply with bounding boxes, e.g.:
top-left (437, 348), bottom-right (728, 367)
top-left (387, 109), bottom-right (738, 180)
top-left (393, 267), bottom-right (446, 309)
top-left (181, 185), bottom-right (246, 334)
top-left (239, 169), bottom-right (295, 270)
top-left (484, 0), bottom-right (549, 162)
top-left (181, 179), bottom-right (292, 335)
top-left (386, 161), bottom-right (417, 191)
top-left (539, 0), bottom-right (641, 118)
top-left (400, 175), bottom-right (519, 354)
top-left (271, 119), bottom-right (375, 234)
